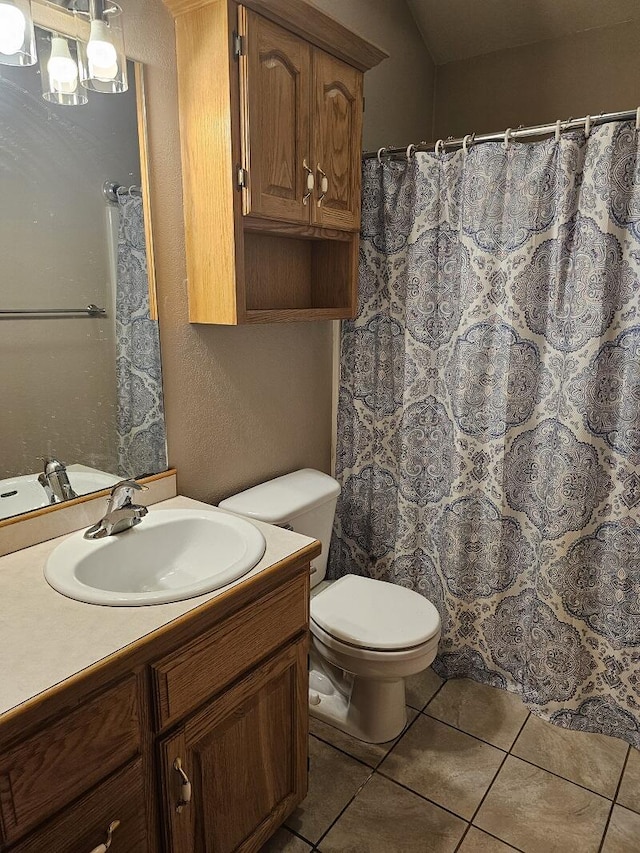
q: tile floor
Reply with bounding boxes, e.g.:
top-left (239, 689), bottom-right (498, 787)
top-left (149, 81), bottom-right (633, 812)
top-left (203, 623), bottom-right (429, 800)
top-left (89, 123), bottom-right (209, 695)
top-left (261, 671), bottom-right (640, 853)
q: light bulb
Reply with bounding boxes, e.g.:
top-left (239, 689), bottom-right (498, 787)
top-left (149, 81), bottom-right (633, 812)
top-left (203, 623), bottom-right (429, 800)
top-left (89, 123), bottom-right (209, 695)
top-left (88, 58), bottom-right (118, 81)
top-left (47, 36), bottom-right (78, 87)
top-left (0, 2), bottom-right (26, 55)
top-left (86, 19), bottom-right (117, 67)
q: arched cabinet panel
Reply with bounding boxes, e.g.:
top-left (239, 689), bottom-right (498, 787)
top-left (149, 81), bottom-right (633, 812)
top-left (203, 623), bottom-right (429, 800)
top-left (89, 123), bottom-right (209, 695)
top-left (311, 51), bottom-right (362, 231)
top-left (241, 10), bottom-right (311, 223)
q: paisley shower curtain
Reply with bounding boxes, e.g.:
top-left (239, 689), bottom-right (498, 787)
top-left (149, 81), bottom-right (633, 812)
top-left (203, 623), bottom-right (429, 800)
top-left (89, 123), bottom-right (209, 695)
top-left (331, 121), bottom-right (640, 747)
top-left (115, 195), bottom-right (167, 478)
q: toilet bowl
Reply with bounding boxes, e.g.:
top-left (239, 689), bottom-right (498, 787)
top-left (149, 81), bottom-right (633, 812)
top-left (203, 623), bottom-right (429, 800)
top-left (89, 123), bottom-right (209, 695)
top-left (218, 469), bottom-right (442, 743)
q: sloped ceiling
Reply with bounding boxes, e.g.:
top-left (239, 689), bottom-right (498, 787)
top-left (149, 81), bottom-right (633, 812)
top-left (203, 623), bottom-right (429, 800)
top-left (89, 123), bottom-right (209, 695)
top-left (407, 0), bottom-right (640, 65)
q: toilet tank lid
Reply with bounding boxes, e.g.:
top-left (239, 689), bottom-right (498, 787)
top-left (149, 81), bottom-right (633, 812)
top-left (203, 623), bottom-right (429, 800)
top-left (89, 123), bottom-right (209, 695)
top-left (218, 468), bottom-right (341, 524)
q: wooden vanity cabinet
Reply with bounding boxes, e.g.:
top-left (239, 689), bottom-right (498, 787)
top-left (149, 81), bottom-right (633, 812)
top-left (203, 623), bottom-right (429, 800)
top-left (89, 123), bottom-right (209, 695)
top-left (167, 0), bottom-right (387, 324)
top-left (0, 550), bottom-right (316, 853)
top-left (161, 638), bottom-right (308, 853)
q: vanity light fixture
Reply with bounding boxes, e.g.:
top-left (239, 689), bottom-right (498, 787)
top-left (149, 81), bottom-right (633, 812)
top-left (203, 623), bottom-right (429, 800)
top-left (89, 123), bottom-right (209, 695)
top-left (0, 0), bottom-right (36, 66)
top-left (0, 0), bottom-right (128, 102)
top-left (40, 32), bottom-right (88, 106)
top-left (78, 0), bottom-right (127, 94)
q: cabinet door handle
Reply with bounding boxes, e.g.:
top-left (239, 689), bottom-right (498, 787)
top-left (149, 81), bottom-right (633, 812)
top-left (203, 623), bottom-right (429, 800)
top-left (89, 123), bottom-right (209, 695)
top-left (89, 820), bottom-right (120, 853)
top-left (173, 757), bottom-right (192, 814)
top-left (303, 159), bottom-right (314, 205)
top-left (316, 165), bottom-right (329, 206)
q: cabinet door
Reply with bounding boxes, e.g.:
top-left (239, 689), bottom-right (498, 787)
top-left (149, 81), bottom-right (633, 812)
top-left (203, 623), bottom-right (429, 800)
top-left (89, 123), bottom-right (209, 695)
top-left (240, 9), bottom-right (311, 224)
top-left (311, 50), bottom-right (363, 231)
top-left (161, 637), bottom-right (308, 853)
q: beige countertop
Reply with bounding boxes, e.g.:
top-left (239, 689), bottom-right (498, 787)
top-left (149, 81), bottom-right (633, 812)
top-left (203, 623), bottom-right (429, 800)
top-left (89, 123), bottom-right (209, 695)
top-left (0, 495), bottom-right (315, 718)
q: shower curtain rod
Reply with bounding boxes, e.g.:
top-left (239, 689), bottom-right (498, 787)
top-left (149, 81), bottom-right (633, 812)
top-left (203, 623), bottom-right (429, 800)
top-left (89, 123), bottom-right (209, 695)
top-left (102, 180), bottom-right (143, 203)
top-left (363, 107), bottom-right (640, 159)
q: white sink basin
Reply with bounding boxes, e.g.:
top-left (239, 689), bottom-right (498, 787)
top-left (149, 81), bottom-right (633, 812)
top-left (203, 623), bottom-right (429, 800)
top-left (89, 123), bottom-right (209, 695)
top-left (44, 509), bottom-right (266, 606)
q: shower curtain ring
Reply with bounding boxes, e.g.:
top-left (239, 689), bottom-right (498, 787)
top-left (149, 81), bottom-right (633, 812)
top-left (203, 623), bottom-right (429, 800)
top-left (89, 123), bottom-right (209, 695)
top-left (503, 128), bottom-right (512, 150)
top-left (636, 107), bottom-right (640, 131)
top-left (555, 119), bottom-right (562, 142)
top-left (377, 147), bottom-right (387, 165)
top-left (435, 139), bottom-right (445, 156)
top-left (584, 115), bottom-right (592, 138)
top-left (406, 143), bottom-right (416, 160)
top-left (462, 134), bottom-right (474, 155)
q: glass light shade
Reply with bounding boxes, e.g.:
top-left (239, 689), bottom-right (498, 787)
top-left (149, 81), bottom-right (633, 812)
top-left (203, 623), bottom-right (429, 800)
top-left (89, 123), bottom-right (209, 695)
top-left (0, 0), bottom-right (36, 66)
top-left (79, 3), bottom-right (127, 93)
top-left (39, 32), bottom-right (87, 106)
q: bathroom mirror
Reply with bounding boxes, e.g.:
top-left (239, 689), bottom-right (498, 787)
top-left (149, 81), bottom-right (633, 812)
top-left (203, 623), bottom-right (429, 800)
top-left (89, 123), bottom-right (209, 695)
top-left (0, 4), bottom-right (167, 523)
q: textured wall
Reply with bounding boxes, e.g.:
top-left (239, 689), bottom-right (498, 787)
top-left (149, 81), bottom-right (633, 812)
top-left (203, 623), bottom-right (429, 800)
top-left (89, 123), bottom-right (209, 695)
top-left (434, 20), bottom-right (640, 139)
top-left (120, 0), bottom-right (434, 506)
top-left (313, 0), bottom-right (435, 150)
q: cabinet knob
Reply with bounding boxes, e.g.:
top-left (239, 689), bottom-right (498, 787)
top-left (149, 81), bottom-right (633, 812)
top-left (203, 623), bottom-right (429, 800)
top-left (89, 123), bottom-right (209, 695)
top-left (303, 159), bottom-right (315, 205)
top-left (316, 165), bottom-right (329, 206)
top-left (89, 820), bottom-right (120, 853)
top-left (173, 757), bottom-right (193, 814)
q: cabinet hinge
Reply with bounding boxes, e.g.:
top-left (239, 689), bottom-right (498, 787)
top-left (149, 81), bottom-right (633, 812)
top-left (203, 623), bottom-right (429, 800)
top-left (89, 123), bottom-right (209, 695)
top-left (363, 96), bottom-right (366, 113)
top-left (236, 166), bottom-right (248, 189)
top-left (233, 32), bottom-right (246, 58)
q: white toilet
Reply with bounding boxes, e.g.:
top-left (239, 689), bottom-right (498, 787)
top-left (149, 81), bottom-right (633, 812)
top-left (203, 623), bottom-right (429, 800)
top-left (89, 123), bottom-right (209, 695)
top-left (219, 469), bottom-right (441, 743)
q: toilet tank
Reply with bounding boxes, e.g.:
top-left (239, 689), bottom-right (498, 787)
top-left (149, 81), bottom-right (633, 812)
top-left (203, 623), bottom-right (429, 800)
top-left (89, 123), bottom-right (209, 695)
top-left (218, 469), bottom-right (340, 586)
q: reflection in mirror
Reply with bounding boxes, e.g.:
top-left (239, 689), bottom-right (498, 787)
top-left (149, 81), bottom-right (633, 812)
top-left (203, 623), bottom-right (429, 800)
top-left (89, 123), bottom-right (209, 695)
top-left (0, 24), bottom-right (167, 522)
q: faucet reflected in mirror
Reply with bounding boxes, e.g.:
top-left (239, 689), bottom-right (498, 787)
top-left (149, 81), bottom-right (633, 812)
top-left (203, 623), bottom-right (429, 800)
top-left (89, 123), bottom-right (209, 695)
top-left (0, 21), bottom-right (167, 523)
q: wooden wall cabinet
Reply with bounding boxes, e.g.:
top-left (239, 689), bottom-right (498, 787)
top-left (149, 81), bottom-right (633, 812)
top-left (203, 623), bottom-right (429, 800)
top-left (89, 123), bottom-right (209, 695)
top-left (167, 0), bottom-right (386, 324)
top-left (0, 553), bottom-right (315, 853)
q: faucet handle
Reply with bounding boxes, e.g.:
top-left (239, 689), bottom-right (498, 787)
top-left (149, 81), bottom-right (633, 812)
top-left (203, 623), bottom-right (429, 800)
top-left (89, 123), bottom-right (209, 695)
top-left (107, 479), bottom-right (149, 511)
top-left (39, 456), bottom-right (67, 474)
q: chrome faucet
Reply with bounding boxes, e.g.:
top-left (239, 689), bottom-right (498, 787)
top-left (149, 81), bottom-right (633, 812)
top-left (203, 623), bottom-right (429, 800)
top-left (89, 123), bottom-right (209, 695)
top-left (38, 458), bottom-right (77, 504)
top-left (84, 480), bottom-right (149, 540)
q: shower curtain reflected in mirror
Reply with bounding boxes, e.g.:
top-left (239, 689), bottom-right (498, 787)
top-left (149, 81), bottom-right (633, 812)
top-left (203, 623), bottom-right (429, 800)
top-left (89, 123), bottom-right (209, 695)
top-left (115, 194), bottom-right (167, 478)
top-left (331, 123), bottom-right (640, 747)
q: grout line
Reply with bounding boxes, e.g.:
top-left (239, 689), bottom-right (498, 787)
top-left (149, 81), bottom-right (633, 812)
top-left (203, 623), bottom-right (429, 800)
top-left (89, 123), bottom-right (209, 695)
top-left (420, 710), bottom-right (509, 754)
top-left (507, 751), bottom-right (620, 802)
top-left (597, 744), bottom-right (631, 853)
top-left (374, 766), bottom-right (478, 824)
top-left (312, 769), bottom-right (376, 850)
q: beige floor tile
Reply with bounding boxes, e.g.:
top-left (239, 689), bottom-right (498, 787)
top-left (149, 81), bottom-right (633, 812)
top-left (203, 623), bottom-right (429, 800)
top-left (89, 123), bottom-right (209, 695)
top-left (318, 773), bottom-right (466, 853)
top-left (406, 667), bottom-right (444, 710)
top-left (309, 708), bottom-right (419, 768)
top-left (260, 827), bottom-right (312, 852)
top-left (458, 827), bottom-right (518, 852)
top-left (601, 805), bottom-right (640, 853)
top-left (426, 679), bottom-right (529, 750)
top-left (512, 713), bottom-right (628, 798)
top-left (379, 714), bottom-right (504, 819)
top-left (617, 747), bottom-right (640, 814)
top-left (475, 755), bottom-right (611, 853)
top-left (285, 737), bottom-right (372, 844)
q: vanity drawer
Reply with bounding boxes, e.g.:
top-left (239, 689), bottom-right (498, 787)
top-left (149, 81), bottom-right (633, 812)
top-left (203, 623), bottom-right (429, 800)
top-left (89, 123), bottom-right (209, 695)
top-left (8, 758), bottom-right (149, 853)
top-left (151, 571), bottom-right (309, 729)
top-left (0, 675), bottom-right (141, 843)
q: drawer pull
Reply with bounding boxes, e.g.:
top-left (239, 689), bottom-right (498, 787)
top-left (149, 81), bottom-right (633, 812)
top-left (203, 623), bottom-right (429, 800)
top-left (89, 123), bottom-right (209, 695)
top-left (89, 820), bottom-right (120, 853)
top-left (303, 159), bottom-right (315, 205)
top-left (173, 757), bottom-right (192, 814)
top-left (317, 164), bottom-right (328, 206)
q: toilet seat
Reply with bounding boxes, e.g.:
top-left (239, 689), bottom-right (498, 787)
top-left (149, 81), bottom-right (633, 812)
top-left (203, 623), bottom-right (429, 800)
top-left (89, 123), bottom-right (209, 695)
top-left (310, 574), bottom-right (441, 654)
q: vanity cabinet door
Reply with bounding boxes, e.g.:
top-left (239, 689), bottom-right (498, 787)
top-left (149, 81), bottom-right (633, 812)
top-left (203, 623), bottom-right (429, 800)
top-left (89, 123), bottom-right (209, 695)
top-left (239, 8), bottom-right (312, 224)
top-left (310, 49), bottom-right (363, 232)
top-left (160, 636), bottom-right (308, 853)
